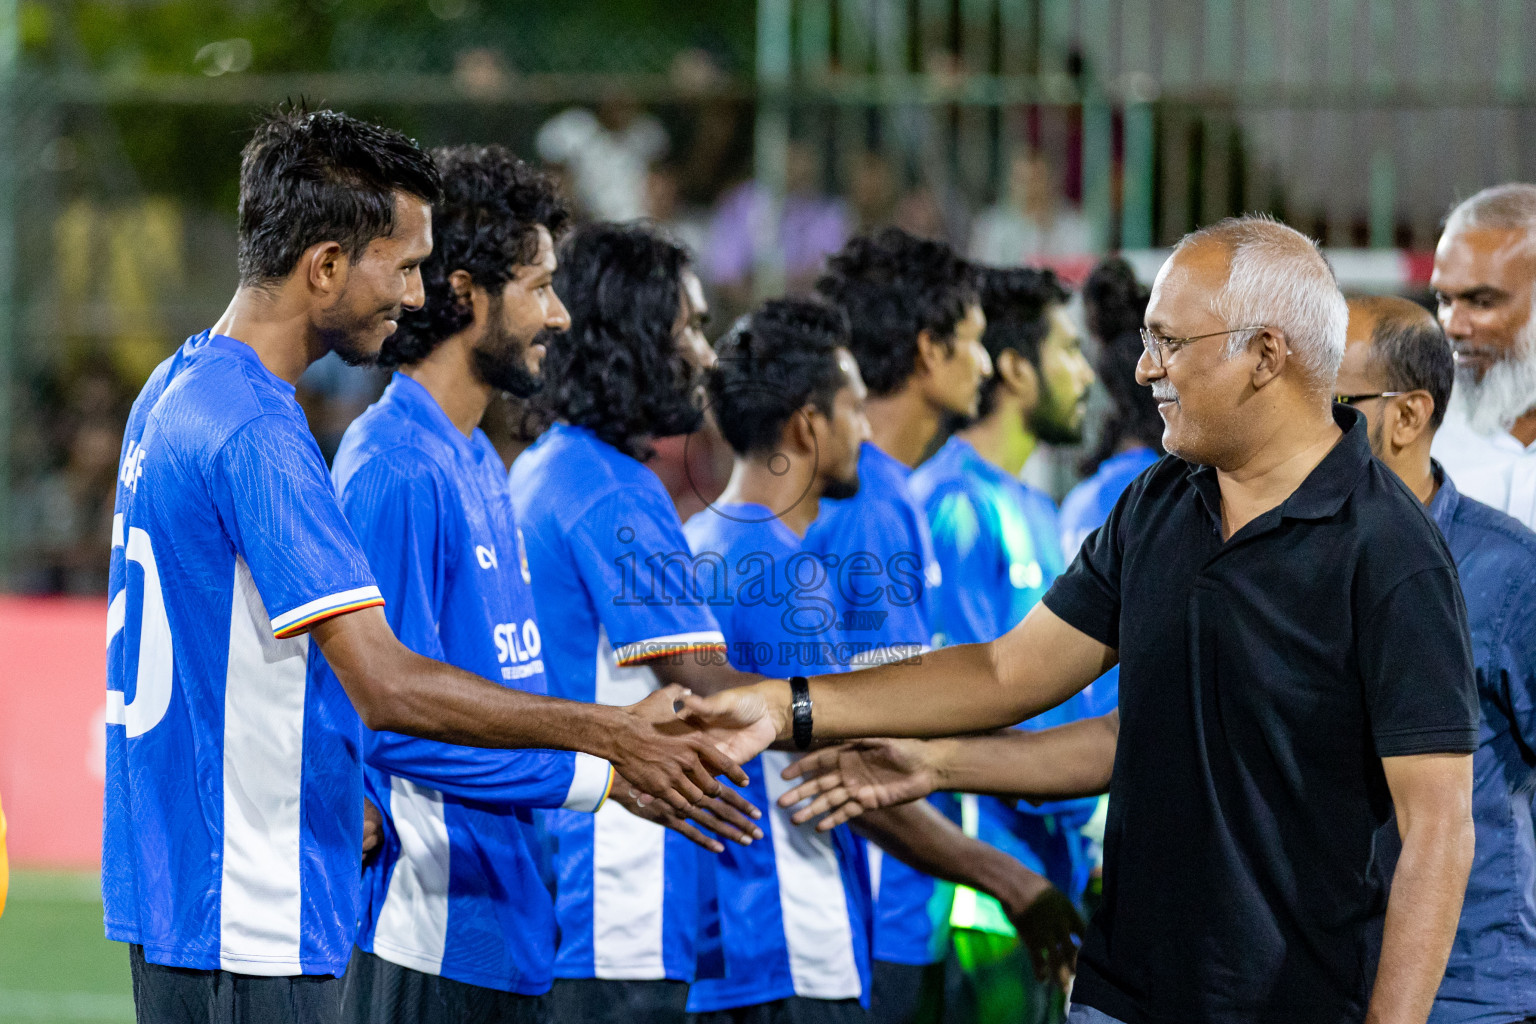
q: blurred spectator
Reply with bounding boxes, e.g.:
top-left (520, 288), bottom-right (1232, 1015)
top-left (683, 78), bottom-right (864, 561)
top-left (12, 359), bottom-right (130, 594)
top-left (645, 162), bottom-right (710, 268)
top-left (15, 416), bottom-right (121, 595)
top-left (848, 150), bottom-right (899, 232)
top-left (705, 140), bottom-right (849, 306)
top-left (893, 182), bottom-right (966, 246)
top-left (536, 96), bottom-right (668, 221)
top-left (970, 150), bottom-right (1092, 266)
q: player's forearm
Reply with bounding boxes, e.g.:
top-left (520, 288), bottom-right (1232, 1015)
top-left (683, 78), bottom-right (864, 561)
top-left (1365, 809), bottom-right (1473, 1024)
top-left (378, 648), bottom-right (633, 756)
top-left (753, 642), bottom-right (1027, 743)
top-left (854, 802), bottom-right (1043, 918)
top-left (931, 713), bottom-right (1118, 801)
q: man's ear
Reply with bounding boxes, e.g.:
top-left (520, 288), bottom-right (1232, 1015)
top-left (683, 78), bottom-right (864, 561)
top-left (305, 241), bottom-right (347, 299)
top-left (1249, 328), bottom-right (1289, 390)
top-left (785, 403), bottom-right (821, 457)
top-left (995, 348), bottom-right (1039, 409)
top-left (1390, 391), bottom-right (1436, 449)
top-left (914, 328), bottom-right (949, 379)
top-left (448, 269), bottom-right (475, 312)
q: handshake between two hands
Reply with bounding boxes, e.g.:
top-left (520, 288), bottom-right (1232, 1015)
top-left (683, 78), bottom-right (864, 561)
top-left (610, 685), bottom-right (940, 853)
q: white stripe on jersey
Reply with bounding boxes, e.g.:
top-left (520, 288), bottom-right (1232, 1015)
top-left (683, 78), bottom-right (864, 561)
top-left (269, 584), bottom-right (384, 635)
top-left (371, 777), bottom-right (452, 977)
top-left (612, 630), bottom-right (726, 666)
top-left (592, 626), bottom-right (667, 978)
top-left (219, 557), bottom-right (308, 974)
top-left (761, 750), bottom-right (861, 1000)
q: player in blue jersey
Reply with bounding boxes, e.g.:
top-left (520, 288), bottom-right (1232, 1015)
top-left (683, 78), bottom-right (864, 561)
top-left (105, 111), bottom-right (753, 1024)
top-left (319, 147), bottom-right (759, 1024)
top-left (512, 223), bottom-right (750, 1024)
top-left (802, 228), bottom-right (992, 1024)
top-left (910, 266), bottom-right (1096, 1021)
top-left (682, 298), bottom-right (1082, 1024)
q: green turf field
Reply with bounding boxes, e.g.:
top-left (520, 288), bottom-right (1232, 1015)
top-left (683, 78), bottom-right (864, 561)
top-left (0, 871), bottom-right (132, 1023)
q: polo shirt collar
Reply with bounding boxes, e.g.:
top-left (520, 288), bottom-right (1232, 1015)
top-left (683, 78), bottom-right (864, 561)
top-left (1426, 460), bottom-right (1460, 534)
top-left (1185, 403), bottom-right (1372, 527)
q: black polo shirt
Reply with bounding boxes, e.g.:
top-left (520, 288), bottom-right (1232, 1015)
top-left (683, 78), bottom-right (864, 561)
top-left (1043, 405), bottom-right (1477, 1024)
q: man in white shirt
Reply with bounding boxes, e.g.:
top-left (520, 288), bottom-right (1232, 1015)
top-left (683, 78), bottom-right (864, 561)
top-left (1429, 183), bottom-right (1536, 528)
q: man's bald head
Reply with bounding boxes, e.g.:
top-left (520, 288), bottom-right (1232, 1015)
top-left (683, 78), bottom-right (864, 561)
top-left (1445, 183), bottom-right (1536, 240)
top-left (1344, 295), bottom-right (1453, 429)
top-left (1172, 215), bottom-right (1347, 392)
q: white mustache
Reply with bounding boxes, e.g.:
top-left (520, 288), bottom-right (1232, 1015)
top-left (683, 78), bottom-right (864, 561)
top-left (1151, 384), bottom-right (1179, 402)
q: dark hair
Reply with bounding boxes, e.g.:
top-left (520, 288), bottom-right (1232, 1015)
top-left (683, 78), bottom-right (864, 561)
top-left (237, 106), bottom-right (442, 285)
top-left (973, 266), bottom-right (1070, 419)
top-left (710, 299), bottom-right (852, 457)
top-left (815, 227), bottom-right (978, 398)
top-left (379, 145), bottom-right (570, 369)
top-left (538, 222), bottom-right (697, 461)
top-left (1359, 296), bottom-right (1454, 430)
top-left (1079, 257), bottom-right (1163, 475)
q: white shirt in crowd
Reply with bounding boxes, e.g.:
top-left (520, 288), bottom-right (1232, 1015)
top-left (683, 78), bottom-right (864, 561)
top-left (536, 107), bottom-right (667, 223)
top-left (1432, 402), bottom-right (1536, 530)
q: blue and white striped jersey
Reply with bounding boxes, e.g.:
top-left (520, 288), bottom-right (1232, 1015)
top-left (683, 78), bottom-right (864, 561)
top-left (320, 374), bottom-right (613, 994)
top-left (682, 503), bottom-right (874, 1012)
top-left (103, 332), bottom-right (384, 976)
top-left (509, 423), bottom-right (727, 983)
top-left (803, 442), bottom-right (957, 968)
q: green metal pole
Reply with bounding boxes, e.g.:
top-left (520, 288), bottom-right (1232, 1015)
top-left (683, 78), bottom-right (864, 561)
top-left (754, 0), bottom-right (791, 300)
top-left (1121, 101), bottom-right (1155, 249)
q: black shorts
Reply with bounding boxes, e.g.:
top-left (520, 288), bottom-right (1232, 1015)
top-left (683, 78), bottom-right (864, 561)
top-left (546, 977), bottom-right (690, 1024)
top-left (128, 943), bottom-right (342, 1024)
top-left (338, 947), bottom-right (547, 1024)
top-left (867, 960), bottom-right (946, 1024)
top-left (689, 995), bottom-right (867, 1024)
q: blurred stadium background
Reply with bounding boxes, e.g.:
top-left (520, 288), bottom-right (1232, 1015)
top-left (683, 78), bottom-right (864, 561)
top-left (3, 1), bottom-right (1535, 1020)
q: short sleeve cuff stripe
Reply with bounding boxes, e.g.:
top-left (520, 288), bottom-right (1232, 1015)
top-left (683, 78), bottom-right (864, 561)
top-left (564, 753), bottom-right (615, 813)
top-left (271, 586), bottom-right (385, 639)
top-left (613, 631), bottom-right (727, 667)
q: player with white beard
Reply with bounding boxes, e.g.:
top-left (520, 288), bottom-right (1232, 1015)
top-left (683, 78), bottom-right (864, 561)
top-left (1429, 184), bottom-right (1536, 528)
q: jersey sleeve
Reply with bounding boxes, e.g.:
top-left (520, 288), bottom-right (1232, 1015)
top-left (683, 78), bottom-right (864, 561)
top-left (568, 488), bottom-right (725, 667)
top-left (366, 732), bottom-right (613, 812)
top-left (335, 451), bottom-right (450, 662)
top-left (1360, 567), bottom-right (1479, 757)
top-left (209, 415), bottom-right (382, 639)
top-left (339, 451), bottom-right (613, 813)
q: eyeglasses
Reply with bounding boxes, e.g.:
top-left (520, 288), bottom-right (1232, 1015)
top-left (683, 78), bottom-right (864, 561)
top-left (1334, 392), bottom-right (1409, 406)
top-left (1139, 326), bottom-right (1267, 369)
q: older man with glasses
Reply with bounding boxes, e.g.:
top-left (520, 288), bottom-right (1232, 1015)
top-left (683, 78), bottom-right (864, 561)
top-left (692, 215), bottom-right (1481, 1024)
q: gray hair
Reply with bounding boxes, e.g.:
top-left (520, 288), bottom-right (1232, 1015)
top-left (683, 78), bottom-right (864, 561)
top-left (1174, 214), bottom-right (1347, 389)
top-left (1445, 183), bottom-right (1536, 237)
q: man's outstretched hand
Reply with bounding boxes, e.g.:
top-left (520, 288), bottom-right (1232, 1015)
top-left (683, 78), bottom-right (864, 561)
top-left (676, 685), bottom-right (782, 766)
top-left (611, 780), bottom-right (764, 854)
top-left (777, 738), bottom-right (942, 829)
top-left (605, 685), bottom-right (758, 813)
top-left (1008, 877), bottom-right (1084, 990)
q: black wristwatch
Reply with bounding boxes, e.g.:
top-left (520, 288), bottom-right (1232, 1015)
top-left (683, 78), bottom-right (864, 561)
top-left (789, 675), bottom-right (813, 750)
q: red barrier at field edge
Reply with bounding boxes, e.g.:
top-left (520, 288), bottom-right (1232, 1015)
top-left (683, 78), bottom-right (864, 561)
top-left (0, 596), bottom-right (108, 868)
